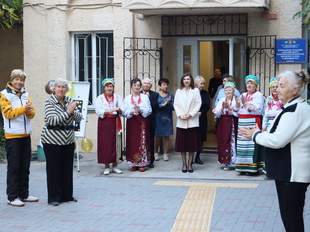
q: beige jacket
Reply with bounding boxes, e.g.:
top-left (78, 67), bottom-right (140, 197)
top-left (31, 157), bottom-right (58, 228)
top-left (174, 88), bottom-right (202, 129)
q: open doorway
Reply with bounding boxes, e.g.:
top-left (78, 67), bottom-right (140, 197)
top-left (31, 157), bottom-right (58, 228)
top-left (199, 40), bottom-right (229, 148)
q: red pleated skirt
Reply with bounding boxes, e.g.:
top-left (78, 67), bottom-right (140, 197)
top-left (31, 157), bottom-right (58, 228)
top-left (97, 117), bottom-right (117, 165)
top-left (216, 115), bottom-right (238, 164)
top-left (175, 127), bottom-right (199, 152)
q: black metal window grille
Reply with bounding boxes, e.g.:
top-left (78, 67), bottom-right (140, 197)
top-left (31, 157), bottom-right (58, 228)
top-left (74, 32), bottom-right (114, 105)
top-left (162, 14), bottom-right (248, 37)
top-left (246, 35), bottom-right (277, 96)
top-left (123, 37), bottom-right (162, 97)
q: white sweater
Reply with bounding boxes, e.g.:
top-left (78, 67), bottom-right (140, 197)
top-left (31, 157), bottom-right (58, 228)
top-left (253, 97), bottom-right (310, 183)
top-left (174, 88), bottom-right (202, 129)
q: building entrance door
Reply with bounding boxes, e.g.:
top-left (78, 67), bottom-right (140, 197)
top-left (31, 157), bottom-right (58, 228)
top-left (177, 37), bottom-right (246, 148)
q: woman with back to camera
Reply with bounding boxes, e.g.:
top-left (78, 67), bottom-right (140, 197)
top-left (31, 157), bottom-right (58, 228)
top-left (240, 71), bottom-right (310, 232)
top-left (174, 74), bottom-right (201, 173)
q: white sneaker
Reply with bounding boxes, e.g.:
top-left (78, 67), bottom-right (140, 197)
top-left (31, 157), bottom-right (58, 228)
top-left (112, 167), bottom-right (123, 174)
top-left (163, 154), bottom-right (169, 161)
top-left (103, 168), bottom-right (111, 175)
top-left (154, 153), bottom-right (160, 161)
top-left (22, 196), bottom-right (39, 202)
top-left (7, 198), bottom-right (25, 207)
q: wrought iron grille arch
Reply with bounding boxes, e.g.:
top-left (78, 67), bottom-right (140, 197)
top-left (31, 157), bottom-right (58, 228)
top-left (246, 35), bottom-right (277, 96)
top-left (162, 14), bottom-right (248, 37)
top-left (123, 37), bottom-right (162, 97)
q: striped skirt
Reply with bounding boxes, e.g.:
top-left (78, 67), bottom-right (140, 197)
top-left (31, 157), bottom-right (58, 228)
top-left (235, 114), bottom-right (263, 173)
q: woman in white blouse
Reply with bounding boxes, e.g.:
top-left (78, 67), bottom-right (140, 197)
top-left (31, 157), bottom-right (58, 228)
top-left (95, 78), bottom-right (123, 175)
top-left (174, 74), bottom-right (202, 173)
top-left (122, 78), bottom-right (152, 172)
top-left (213, 81), bottom-right (240, 170)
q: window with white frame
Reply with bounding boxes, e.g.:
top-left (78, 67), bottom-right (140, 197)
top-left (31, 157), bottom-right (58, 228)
top-left (73, 32), bottom-right (114, 106)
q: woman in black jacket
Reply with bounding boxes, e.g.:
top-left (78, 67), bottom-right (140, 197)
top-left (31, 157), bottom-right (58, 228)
top-left (194, 76), bottom-right (211, 164)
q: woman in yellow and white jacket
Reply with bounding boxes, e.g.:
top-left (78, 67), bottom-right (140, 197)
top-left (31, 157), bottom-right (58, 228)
top-left (0, 69), bottom-right (39, 207)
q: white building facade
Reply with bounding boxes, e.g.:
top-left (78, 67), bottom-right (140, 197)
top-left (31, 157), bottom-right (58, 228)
top-left (23, 0), bottom-right (305, 150)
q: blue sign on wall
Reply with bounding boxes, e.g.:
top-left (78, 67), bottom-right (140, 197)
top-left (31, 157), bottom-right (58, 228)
top-left (275, 39), bottom-right (307, 64)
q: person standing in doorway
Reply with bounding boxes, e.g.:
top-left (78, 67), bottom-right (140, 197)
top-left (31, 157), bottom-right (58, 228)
top-left (174, 74), bottom-right (202, 173)
top-left (194, 76), bottom-right (211, 164)
top-left (213, 75), bottom-right (241, 108)
top-left (240, 70), bottom-right (310, 232)
top-left (141, 78), bottom-right (158, 168)
top-left (154, 78), bottom-right (174, 162)
top-left (208, 68), bottom-right (223, 99)
top-left (0, 69), bottom-right (39, 207)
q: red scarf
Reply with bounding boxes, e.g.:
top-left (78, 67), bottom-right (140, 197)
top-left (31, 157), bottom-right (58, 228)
top-left (130, 94), bottom-right (142, 105)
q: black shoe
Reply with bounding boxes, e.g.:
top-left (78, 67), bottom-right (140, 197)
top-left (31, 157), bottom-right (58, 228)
top-left (246, 172), bottom-right (259, 176)
top-left (188, 165), bottom-right (194, 173)
top-left (148, 163), bottom-right (154, 168)
top-left (182, 165), bottom-right (187, 173)
top-left (48, 201), bottom-right (60, 206)
top-left (70, 197), bottom-right (78, 202)
top-left (195, 157), bottom-right (204, 165)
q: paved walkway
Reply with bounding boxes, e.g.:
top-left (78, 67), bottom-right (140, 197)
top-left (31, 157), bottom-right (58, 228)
top-left (0, 153), bottom-right (309, 232)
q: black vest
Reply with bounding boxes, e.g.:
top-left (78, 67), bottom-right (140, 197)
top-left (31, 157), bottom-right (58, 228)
top-left (258, 103), bottom-right (297, 182)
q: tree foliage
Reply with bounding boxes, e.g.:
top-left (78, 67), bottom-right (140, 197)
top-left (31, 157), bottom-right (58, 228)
top-left (294, 0), bottom-right (310, 25)
top-left (0, 0), bottom-right (23, 29)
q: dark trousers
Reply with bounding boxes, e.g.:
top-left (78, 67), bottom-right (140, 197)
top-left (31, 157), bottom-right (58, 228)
top-left (149, 118), bottom-right (155, 165)
top-left (43, 143), bottom-right (75, 203)
top-left (275, 181), bottom-right (309, 232)
top-left (6, 137), bottom-right (32, 201)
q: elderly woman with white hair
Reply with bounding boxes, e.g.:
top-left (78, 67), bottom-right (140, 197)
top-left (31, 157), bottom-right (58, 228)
top-left (240, 71), bottom-right (310, 232)
top-left (41, 78), bottom-right (82, 206)
top-left (194, 76), bottom-right (211, 164)
top-left (213, 81), bottom-right (240, 170)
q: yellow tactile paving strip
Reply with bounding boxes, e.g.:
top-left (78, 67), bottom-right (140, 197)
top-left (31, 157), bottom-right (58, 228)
top-left (154, 180), bottom-right (258, 232)
top-left (154, 180), bottom-right (258, 189)
top-left (170, 186), bottom-right (216, 232)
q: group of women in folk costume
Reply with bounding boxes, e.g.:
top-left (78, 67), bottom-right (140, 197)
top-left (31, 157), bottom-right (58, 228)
top-left (95, 78), bottom-right (152, 174)
top-left (214, 74), bottom-right (283, 175)
top-left (96, 73), bottom-right (283, 176)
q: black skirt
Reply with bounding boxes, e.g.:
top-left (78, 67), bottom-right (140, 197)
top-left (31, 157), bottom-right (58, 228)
top-left (175, 127), bottom-right (199, 152)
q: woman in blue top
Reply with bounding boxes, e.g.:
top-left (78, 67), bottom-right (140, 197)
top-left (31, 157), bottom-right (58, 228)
top-left (154, 78), bottom-right (174, 161)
